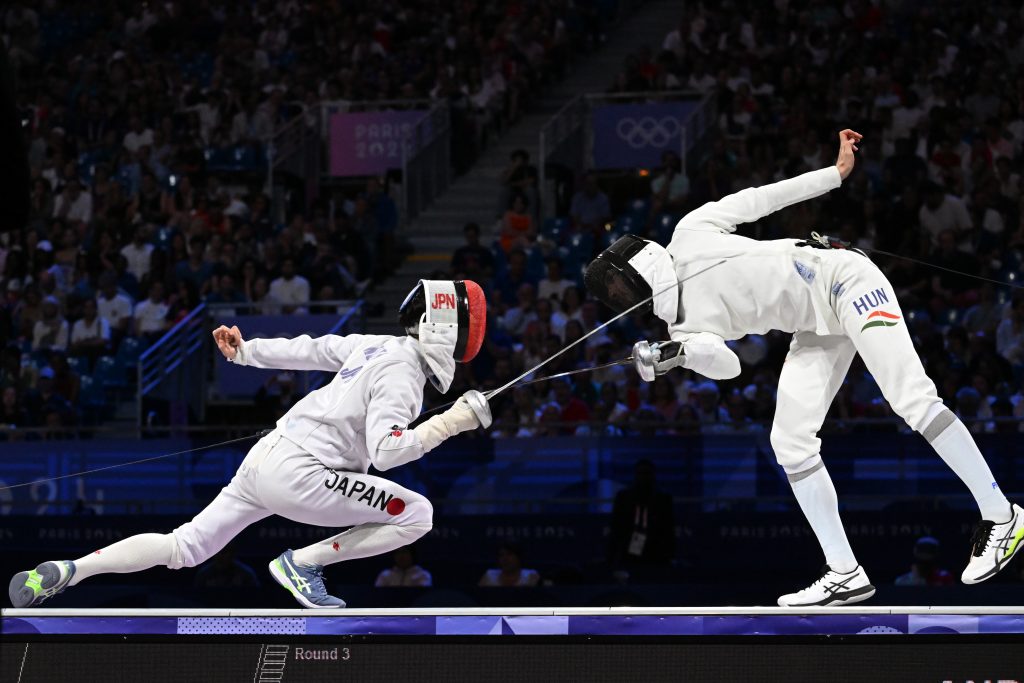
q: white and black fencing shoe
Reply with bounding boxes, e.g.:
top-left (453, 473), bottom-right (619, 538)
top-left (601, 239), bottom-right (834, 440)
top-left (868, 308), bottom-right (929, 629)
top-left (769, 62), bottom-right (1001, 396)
top-left (777, 565), bottom-right (875, 607)
top-left (962, 503), bottom-right (1024, 585)
top-left (8, 561), bottom-right (76, 608)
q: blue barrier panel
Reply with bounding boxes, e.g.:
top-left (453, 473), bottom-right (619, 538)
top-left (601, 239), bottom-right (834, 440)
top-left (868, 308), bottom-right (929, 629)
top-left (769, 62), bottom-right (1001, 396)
top-left (1, 433), bottom-right (1021, 515)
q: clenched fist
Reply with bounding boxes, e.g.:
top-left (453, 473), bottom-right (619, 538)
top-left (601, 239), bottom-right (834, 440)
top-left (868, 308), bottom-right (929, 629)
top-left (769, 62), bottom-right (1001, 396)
top-left (835, 129), bottom-right (862, 181)
top-left (212, 325), bottom-right (244, 361)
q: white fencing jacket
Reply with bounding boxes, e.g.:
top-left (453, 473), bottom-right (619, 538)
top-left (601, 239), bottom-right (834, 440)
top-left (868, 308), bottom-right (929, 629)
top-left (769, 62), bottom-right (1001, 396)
top-left (232, 333), bottom-right (434, 473)
top-left (665, 166), bottom-right (845, 380)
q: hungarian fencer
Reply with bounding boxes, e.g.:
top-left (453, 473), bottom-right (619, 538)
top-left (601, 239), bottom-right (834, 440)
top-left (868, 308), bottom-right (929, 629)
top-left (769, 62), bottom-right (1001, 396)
top-left (585, 130), bottom-right (1024, 606)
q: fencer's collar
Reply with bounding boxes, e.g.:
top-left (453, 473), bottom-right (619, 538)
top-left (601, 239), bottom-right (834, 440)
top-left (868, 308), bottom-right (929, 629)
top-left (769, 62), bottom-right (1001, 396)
top-left (628, 242), bottom-right (679, 324)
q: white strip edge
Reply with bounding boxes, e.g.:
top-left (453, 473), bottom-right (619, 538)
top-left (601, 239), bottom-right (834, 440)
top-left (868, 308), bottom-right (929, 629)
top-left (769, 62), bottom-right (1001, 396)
top-left (4, 606), bottom-right (1024, 618)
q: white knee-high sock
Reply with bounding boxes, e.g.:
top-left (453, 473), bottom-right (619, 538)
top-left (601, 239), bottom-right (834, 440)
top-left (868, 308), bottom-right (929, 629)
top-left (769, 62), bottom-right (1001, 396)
top-left (292, 523), bottom-right (431, 568)
top-left (928, 415), bottom-right (1010, 521)
top-left (69, 533), bottom-right (175, 586)
top-left (789, 465), bottom-right (858, 574)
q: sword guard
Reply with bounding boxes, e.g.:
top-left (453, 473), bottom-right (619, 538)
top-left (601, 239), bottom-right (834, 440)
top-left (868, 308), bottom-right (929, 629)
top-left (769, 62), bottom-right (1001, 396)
top-left (632, 340), bottom-right (656, 383)
top-left (463, 389), bottom-right (492, 429)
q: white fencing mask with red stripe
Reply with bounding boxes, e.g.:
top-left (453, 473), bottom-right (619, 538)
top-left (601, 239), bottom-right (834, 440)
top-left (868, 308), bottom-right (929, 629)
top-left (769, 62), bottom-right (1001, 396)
top-left (398, 279), bottom-right (487, 392)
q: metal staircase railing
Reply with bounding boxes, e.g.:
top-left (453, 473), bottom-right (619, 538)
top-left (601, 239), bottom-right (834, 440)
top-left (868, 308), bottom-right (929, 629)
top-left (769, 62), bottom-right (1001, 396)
top-left (137, 304), bottom-right (209, 428)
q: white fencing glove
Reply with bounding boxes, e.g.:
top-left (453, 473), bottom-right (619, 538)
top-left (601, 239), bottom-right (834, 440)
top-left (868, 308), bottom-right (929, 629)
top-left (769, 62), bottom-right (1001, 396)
top-left (633, 340), bottom-right (686, 382)
top-left (413, 390), bottom-right (491, 452)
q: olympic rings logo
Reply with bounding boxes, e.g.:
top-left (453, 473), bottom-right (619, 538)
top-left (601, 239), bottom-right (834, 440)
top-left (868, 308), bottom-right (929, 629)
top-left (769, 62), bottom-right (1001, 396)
top-left (615, 117), bottom-right (681, 149)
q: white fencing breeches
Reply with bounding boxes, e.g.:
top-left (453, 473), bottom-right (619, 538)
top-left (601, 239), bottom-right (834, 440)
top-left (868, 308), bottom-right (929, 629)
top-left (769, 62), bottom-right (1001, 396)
top-left (169, 431), bottom-right (432, 568)
top-left (771, 252), bottom-right (943, 474)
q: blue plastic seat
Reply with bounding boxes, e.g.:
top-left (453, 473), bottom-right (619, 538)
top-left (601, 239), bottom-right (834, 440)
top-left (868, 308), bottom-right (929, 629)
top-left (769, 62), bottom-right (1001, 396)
top-left (94, 355), bottom-right (127, 390)
top-left (66, 356), bottom-right (90, 376)
top-left (114, 337), bottom-right (142, 373)
top-left (601, 231), bottom-right (622, 249)
top-left (78, 376), bottom-right (107, 409)
top-left (542, 217), bottom-right (569, 240)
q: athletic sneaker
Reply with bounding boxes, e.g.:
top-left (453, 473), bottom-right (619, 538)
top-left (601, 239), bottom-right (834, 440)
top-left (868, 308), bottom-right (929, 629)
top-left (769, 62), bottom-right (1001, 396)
top-left (962, 503), bottom-right (1024, 585)
top-left (8, 561), bottom-right (76, 608)
top-left (268, 549), bottom-right (346, 609)
top-left (777, 565), bottom-right (875, 607)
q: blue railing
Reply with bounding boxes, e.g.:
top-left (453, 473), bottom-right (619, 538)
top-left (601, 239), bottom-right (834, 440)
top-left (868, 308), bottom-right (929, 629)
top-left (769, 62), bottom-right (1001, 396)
top-left (137, 303), bottom-right (209, 427)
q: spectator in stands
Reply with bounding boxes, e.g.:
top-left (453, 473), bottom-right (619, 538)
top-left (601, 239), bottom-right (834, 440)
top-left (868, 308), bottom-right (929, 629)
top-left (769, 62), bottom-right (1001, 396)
top-left (919, 183), bottom-right (973, 248)
top-left (0, 386), bottom-right (30, 433)
top-left (531, 403), bottom-right (564, 438)
top-left (675, 403), bottom-right (703, 435)
top-left (963, 285), bottom-right (1004, 335)
top-left (451, 222), bottom-right (494, 281)
top-left (955, 387), bottom-right (993, 434)
top-left (175, 237), bottom-right (214, 295)
top-left (570, 173), bottom-right (611, 235)
top-left (25, 367), bottom-right (74, 429)
top-left (130, 172), bottom-right (167, 226)
top-left (248, 276), bottom-right (278, 315)
top-left (534, 297), bottom-right (567, 342)
top-left (692, 381), bottom-right (730, 427)
top-left (374, 546), bottom-right (433, 587)
top-left (479, 543), bottom-right (540, 587)
top-left (70, 299), bottom-right (110, 366)
top-left (500, 283), bottom-right (537, 337)
top-left (499, 193), bottom-right (536, 254)
top-left (494, 249), bottom-right (532, 306)
top-left (929, 229), bottom-right (980, 308)
top-left (168, 280), bottom-right (201, 325)
top-left (609, 459), bottom-right (675, 571)
top-left (123, 116), bottom-right (154, 154)
top-left (120, 226), bottom-right (154, 284)
top-left (991, 398), bottom-right (1017, 434)
top-left (560, 286), bottom-right (583, 323)
top-left (206, 275), bottom-right (246, 316)
top-left (52, 179), bottom-right (92, 225)
top-left (548, 378), bottom-right (591, 435)
top-left (580, 301), bottom-right (611, 351)
top-left (997, 295), bottom-right (1024, 365)
top-left (644, 378), bottom-right (682, 431)
top-left (0, 348), bottom-right (23, 394)
top-left (95, 272), bottom-right (133, 340)
top-left (598, 382), bottom-right (631, 429)
top-left (649, 150), bottom-right (689, 219)
top-left (269, 257), bottom-right (310, 314)
top-left (537, 258), bottom-right (576, 302)
top-left (32, 297), bottom-right (68, 353)
top-left (133, 281), bottom-right (170, 342)
top-left (48, 352), bottom-right (80, 405)
top-left (894, 537), bottom-right (954, 587)
top-left (498, 149), bottom-right (537, 218)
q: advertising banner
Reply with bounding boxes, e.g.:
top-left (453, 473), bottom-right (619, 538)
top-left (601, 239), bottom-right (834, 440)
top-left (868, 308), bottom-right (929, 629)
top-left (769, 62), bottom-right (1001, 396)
top-left (591, 101), bottom-right (698, 169)
top-left (328, 110), bottom-right (427, 176)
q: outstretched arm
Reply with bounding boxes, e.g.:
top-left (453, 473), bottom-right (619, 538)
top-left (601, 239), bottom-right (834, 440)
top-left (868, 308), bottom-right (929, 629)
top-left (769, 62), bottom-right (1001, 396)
top-left (214, 324), bottom-right (366, 372)
top-left (677, 129), bottom-right (861, 234)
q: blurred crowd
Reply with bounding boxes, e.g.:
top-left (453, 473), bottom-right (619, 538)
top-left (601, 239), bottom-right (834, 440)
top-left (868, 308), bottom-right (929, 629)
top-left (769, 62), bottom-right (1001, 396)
top-left (5, 1), bottom-right (1024, 437)
top-left (0, 0), bottom-right (620, 431)
top-left (441, 1), bottom-right (1024, 437)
